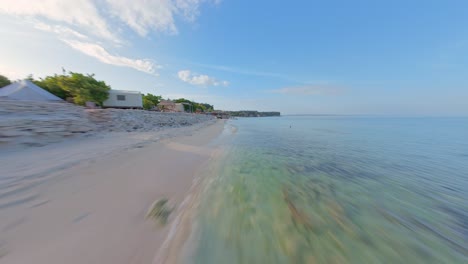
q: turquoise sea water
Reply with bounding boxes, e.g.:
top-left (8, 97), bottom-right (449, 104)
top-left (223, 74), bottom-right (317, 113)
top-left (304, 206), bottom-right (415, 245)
top-left (188, 116), bottom-right (468, 263)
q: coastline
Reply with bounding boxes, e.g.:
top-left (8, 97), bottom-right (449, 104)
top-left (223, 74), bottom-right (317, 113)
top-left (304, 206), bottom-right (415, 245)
top-left (0, 119), bottom-right (226, 264)
top-left (153, 122), bottom-right (236, 264)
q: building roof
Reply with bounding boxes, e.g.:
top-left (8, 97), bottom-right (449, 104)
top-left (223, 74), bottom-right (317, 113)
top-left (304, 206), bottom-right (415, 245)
top-left (108, 89), bottom-right (141, 94)
top-left (0, 80), bottom-right (63, 101)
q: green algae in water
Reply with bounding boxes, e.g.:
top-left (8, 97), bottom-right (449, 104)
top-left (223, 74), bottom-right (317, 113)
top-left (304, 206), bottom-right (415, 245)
top-left (185, 117), bottom-right (468, 264)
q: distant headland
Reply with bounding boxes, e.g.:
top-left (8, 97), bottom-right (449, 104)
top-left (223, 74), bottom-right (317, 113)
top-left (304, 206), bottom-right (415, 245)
top-left (226, 111), bottom-right (281, 117)
top-left (206, 110), bottom-right (280, 119)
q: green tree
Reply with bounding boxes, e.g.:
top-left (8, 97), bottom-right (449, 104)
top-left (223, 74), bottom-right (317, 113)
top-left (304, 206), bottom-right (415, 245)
top-left (34, 72), bottom-right (111, 106)
top-left (201, 103), bottom-right (214, 111)
top-left (143, 98), bottom-right (155, 110)
top-left (174, 98), bottom-right (192, 112)
top-left (63, 72), bottom-right (110, 105)
top-left (174, 98), bottom-right (190, 104)
top-left (26, 74), bottom-right (35, 81)
top-left (0, 74), bottom-right (11, 88)
top-left (34, 75), bottom-right (71, 99)
top-left (142, 93), bottom-right (162, 110)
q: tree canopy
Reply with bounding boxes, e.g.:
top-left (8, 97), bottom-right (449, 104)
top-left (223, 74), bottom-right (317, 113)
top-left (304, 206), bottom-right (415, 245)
top-left (142, 93), bottom-right (162, 110)
top-left (0, 74), bottom-right (11, 88)
top-left (33, 72), bottom-right (111, 106)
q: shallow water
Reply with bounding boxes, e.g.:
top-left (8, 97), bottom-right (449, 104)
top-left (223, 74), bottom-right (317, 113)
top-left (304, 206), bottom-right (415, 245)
top-left (186, 116), bottom-right (468, 263)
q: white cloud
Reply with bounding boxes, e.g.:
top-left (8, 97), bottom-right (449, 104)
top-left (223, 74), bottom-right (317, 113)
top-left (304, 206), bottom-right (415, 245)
top-left (178, 70), bottom-right (229, 86)
top-left (34, 22), bottom-right (88, 40)
top-left (0, 0), bottom-right (219, 38)
top-left (0, 0), bottom-right (218, 39)
top-left (63, 40), bottom-right (160, 74)
top-left (0, 0), bottom-right (119, 43)
top-left (105, 0), bottom-right (218, 36)
top-left (0, 0), bottom-right (220, 76)
top-left (270, 85), bottom-right (342, 95)
top-left (105, 0), bottom-right (177, 36)
top-left (192, 62), bottom-right (292, 79)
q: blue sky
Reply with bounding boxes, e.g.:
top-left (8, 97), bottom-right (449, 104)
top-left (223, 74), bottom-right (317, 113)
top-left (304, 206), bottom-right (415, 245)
top-left (1, 0), bottom-right (467, 115)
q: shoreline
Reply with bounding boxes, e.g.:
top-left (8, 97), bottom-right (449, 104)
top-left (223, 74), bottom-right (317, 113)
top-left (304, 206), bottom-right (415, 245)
top-left (155, 121), bottom-right (238, 264)
top-left (0, 119), bottom-right (226, 264)
top-left (154, 134), bottom-right (232, 264)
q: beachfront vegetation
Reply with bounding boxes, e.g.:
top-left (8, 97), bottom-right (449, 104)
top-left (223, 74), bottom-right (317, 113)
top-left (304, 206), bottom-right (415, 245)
top-left (142, 93), bottom-right (162, 110)
top-left (174, 98), bottom-right (214, 112)
top-left (0, 74), bottom-right (11, 88)
top-left (21, 70), bottom-right (215, 112)
top-left (32, 72), bottom-right (111, 106)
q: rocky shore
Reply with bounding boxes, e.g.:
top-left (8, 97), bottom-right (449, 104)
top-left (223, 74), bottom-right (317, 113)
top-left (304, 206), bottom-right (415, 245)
top-left (0, 100), bottom-right (215, 148)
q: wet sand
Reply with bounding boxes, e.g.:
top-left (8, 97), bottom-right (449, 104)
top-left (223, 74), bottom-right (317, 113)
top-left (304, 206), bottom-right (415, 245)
top-left (0, 120), bottom-right (225, 264)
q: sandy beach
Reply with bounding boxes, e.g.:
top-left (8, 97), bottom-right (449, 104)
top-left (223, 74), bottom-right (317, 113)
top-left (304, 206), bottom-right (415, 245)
top-left (0, 118), bottom-right (225, 264)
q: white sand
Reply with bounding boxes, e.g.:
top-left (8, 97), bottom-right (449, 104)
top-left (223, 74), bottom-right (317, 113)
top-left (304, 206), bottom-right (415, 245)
top-left (0, 119), bottom-right (226, 264)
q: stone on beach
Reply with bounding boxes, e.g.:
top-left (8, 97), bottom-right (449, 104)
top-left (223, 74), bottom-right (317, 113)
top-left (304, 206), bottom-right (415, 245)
top-left (0, 100), bottom-right (215, 148)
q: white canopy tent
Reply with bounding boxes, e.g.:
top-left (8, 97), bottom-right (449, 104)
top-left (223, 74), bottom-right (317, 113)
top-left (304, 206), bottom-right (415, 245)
top-left (0, 80), bottom-right (63, 101)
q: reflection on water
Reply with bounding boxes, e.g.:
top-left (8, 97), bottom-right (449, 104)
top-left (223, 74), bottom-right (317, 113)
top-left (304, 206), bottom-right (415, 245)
top-left (186, 116), bottom-right (468, 263)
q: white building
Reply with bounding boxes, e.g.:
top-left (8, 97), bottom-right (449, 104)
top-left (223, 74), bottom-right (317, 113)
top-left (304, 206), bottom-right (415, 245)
top-left (103, 90), bottom-right (143, 109)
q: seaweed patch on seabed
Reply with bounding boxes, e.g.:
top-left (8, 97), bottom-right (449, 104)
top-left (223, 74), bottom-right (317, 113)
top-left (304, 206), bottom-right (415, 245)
top-left (282, 186), bottom-right (313, 231)
top-left (146, 198), bottom-right (174, 225)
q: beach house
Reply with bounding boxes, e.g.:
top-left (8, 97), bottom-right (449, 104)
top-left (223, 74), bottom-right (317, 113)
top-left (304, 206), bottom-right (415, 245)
top-left (103, 90), bottom-right (143, 109)
top-left (157, 100), bottom-right (185, 112)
